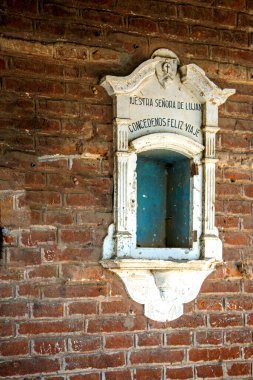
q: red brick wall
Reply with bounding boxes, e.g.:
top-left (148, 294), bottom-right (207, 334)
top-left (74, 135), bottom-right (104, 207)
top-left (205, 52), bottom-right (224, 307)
top-left (0, 0), bottom-right (252, 379)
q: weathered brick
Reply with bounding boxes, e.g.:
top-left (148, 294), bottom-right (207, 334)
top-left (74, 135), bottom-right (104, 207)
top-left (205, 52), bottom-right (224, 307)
top-left (38, 99), bottom-right (79, 117)
top-left (60, 228), bottom-right (92, 245)
top-left (148, 314), bottom-right (205, 330)
top-left (243, 216), bottom-right (253, 230)
top-left (196, 298), bottom-right (223, 311)
top-left (244, 346), bottom-right (253, 359)
top-left (136, 332), bottom-right (161, 347)
top-left (225, 201), bottom-right (251, 215)
top-left (69, 336), bottom-right (101, 352)
top-left (159, 20), bottom-right (189, 38)
top-left (128, 17), bottom-right (158, 33)
top-left (226, 362), bottom-right (251, 377)
top-left (101, 299), bottom-right (132, 315)
top-left (246, 313), bottom-right (253, 325)
top-left (224, 168), bottom-right (251, 182)
top-left (65, 193), bottom-right (110, 209)
top-left (46, 172), bottom-right (77, 189)
top-left (25, 172), bottom-right (46, 188)
top-left (226, 296), bottom-right (253, 311)
top-left (106, 31), bottom-right (148, 62)
top-left (69, 374), bottom-right (99, 380)
top-left (61, 264), bottom-right (103, 282)
top-left (65, 352), bottom-right (125, 370)
top-left (0, 268), bottom-right (23, 282)
top-left (116, 0), bottom-right (177, 18)
top-left (0, 302), bottom-right (28, 318)
top-left (196, 331), bottom-right (223, 345)
top-left (26, 265), bottom-right (58, 280)
top-left (0, 358), bottom-right (60, 377)
top-left (135, 367), bottom-right (162, 380)
top-left (0, 14), bottom-right (33, 34)
top-left (43, 284), bottom-right (107, 299)
top-left (189, 347), bottom-right (240, 362)
top-left (105, 334), bottom-right (134, 349)
top-left (211, 45), bottom-right (253, 65)
top-left (166, 367), bottom-right (193, 379)
top-left (149, 38), bottom-right (209, 60)
top-left (238, 12), bottom-right (253, 29)
top-left (221, 134), bottom-right (249, 150)
top-left (88, 316), bottom-right (146, 333)
top-left (65, 23), bottom-right (104, 44)
top-left (219, 63), bottom-right (247, 81)
top-left (223, 247), bottom-right (241, 262)
top-left (81, 103), bottom-right (112, 123)
top-left (91, 48), bottom-right (122, 63)
top-left (223, 232), bottom-right (249, 246)
top-left (65, 83), bottom-right (96, 100)
top-left (5, 0), bottom-right (38, 15)
top-left (196, 364), bottom-right (223, 378)
top-left (26, 191), bottom-right (61, 208)
top-left (0, 56), bottom-right (6, 70)
top-left (18, 283), bottom-right (40, 299)
top-left (44, 210), bottom-right (74, 225)
top-left (82, 9), bottom-right (123, 28)
top-left (191, 26), bottom-right (219, 42)
top-left (76, 211), bottom-right (112, 227)
top-left (42, 246), bottom-right (100, 263)
top-left (0, 36), bottom-right (53, 56)
top-left (179, 5), bottom-right (213, 23)
top-left (68, 301), bottom-right (97, 316)
top-left (216, 183), bottom-right (241, 198)
top-left (222, 262), bottom-right (243, 279)
top-left (0, 321), bottom-right (14, 337)
top-left (42, 2), bottom-right (77, 18)
top-left (33, 302), bottom-right (64, 318)
top-left (0, 339), bottom-right (29, 356)
top-left (130, 348), bottom-right (184, 364)
top-left (21, 229), bottom-right (57, 247)
top-left (216, 215), bottom-right (239, 229)
top-left (0, 284), bottom-right (13, 298)
top-left (244, 184), bottom-right (253, 198)
top-left (105, 370), bottom-right (132, 380)
top-left (4, 77), bottom-right (65, 97)
top-left (32, 339), bottom-right (65, 355)
top-left (209, 313), bottom-right (243, 328)
top-left (226, 101), bottom-right (252, 115)
top-left (220, 30), bottom-right (248, 47)
top-left (216, 0), bottom-right (246, 9)
top-left (225, 329), bottom-right (252, 344)
top-left (235, 119), bottom-right (253, 131)
top-left (19, 320), bottom-right (84, 335)
top-left (166, 331), bottom-right (191, 346)
top-left (213, 8), bottom-right (237, 26)
top-left (37, 136), bottom-right (80, 155)
top-left (61, 119), bottom-right (93, 137)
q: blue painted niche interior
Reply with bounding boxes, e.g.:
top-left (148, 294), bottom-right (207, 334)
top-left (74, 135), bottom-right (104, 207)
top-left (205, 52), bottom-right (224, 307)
top-left (136, 149), bottom-right (192, 248)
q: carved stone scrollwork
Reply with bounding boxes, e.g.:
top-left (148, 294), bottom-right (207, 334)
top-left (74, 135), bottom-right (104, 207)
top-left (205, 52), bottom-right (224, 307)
top-left (102, 259), bottom-right (216, 322)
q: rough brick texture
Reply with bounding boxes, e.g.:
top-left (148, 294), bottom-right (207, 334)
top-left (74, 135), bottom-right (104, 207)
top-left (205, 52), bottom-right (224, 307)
top-left (0, 0), bottom-right (252, 379)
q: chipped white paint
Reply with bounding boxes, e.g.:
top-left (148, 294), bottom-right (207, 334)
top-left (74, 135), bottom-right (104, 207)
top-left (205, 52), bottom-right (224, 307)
top-left (100, 49), bottom-right (235, 322)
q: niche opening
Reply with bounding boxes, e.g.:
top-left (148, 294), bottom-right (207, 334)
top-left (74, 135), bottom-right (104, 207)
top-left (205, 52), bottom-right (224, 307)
top-left (136, 150), bottom-right (192, 249)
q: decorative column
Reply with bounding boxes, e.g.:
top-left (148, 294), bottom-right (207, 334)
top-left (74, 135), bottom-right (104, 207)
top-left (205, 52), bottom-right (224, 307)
top-left (202, 103), bottom-right (222, 260)
top-left (113, 118), bottom-right (137, 257)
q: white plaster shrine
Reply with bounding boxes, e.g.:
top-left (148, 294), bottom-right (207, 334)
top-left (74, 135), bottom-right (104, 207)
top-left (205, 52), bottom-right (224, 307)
top-left (100, 49), bottom-right (235, 322)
